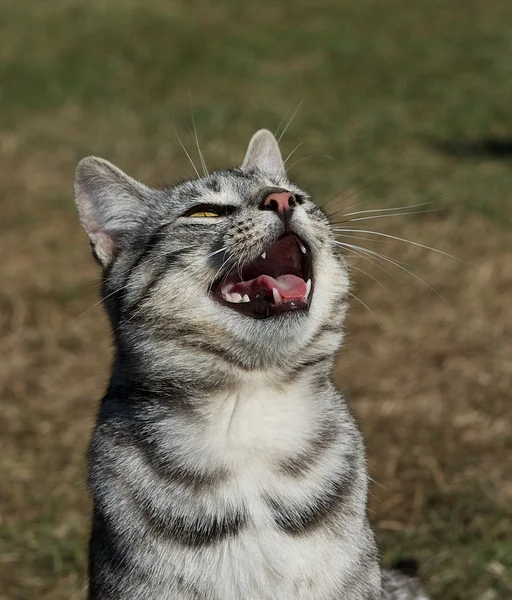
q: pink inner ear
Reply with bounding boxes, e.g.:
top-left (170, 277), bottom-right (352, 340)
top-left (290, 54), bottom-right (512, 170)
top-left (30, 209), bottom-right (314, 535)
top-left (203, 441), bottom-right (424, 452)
top-left (90, 231), bottom-right (116, 266)
top-left (76, 196), bottom-right (117, 266)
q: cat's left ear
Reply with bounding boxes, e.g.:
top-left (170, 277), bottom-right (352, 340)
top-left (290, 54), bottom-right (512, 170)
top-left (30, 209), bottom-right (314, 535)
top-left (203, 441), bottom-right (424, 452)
top-left (242, 129), bottom-right (286, 177)
top-left (74, 157), bottom-right (150, 268)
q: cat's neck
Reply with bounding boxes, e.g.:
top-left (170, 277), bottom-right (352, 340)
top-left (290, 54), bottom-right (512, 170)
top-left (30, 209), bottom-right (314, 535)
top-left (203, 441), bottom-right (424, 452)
top-left (111, 338), bottom-right (338, 405)
top-left (108, 326), bottom-right (343, 467)
top-left (105, 360), bottom-right (346, 480)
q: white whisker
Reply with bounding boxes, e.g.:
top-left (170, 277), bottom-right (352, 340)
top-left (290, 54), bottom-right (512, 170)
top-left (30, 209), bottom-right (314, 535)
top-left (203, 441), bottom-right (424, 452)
top-left (174, 124), bottom-right (201, 179)
top-left (277, 99), bottom-right (303, 143)
top-left (274, 107), bottom-right (290, 139)
top-left (334, 241), bottom-right (398, 280)
top-left (347, 291), bottom-right (382, 329)
top-left (343, 208), bottom-right (446, 223)
top-left (325, 194), bottom-right (399, 216)
top-left (208, 252), bottom-right (234, 295)
top-left (335, 241), bottom-right (451, 306)
top-left (341, 200), bottom-right (442, 218)
top-left (286, 155), bottom-right (334, 171)
top-left (188, 92), bottom-right (209, 177)
top-left (332, 228), bottom-right (458, 260)
top-left (333, 239), bottom-right (417, 267)
top-left (332, 233), bottom-right (388, 244)
top-left (349, 264), bottom-right (389, 292)
top-left (321, 169), bottom-right (399, 214)
top-left (283, 142), bottom-right (303, 169)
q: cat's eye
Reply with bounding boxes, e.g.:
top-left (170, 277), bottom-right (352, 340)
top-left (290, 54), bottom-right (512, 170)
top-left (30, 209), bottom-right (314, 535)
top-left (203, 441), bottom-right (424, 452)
top-left (183, 205), bottom-right (234, 218)
top-left (189, 210), bottom-right (219, 218)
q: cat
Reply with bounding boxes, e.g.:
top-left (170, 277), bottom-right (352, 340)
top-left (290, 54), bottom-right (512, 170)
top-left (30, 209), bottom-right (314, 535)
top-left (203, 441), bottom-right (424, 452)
top-left (74, 128), bottom-right (430, 599)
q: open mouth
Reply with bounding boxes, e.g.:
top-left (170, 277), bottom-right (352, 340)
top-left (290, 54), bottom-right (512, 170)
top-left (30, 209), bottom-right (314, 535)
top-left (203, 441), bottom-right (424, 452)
top-left (214, 233), bottom-right (313, 318)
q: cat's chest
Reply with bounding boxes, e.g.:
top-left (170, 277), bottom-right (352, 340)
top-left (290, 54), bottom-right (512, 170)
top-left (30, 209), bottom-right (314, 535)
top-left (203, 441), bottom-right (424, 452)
top-left (200, 378), bottom-right (318, 464)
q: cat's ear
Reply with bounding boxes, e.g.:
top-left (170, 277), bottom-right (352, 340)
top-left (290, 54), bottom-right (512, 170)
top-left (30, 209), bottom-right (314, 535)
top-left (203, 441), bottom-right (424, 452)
top-left (74, 157), bottom-right (150, 268)
top-left (241, 129), bottom-right (285, 177)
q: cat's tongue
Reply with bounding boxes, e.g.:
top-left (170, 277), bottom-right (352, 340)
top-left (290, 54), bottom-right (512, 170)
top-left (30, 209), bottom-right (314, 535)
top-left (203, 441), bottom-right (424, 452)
top-left (230, 274), bottom-right (307, 301)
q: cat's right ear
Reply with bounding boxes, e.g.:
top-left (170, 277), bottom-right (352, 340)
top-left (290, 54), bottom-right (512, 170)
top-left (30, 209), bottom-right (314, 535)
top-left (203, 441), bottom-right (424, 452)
top-left (74, 157), bottom-right (149, 268)
top-left (242, 129), bottom-right (286, 177)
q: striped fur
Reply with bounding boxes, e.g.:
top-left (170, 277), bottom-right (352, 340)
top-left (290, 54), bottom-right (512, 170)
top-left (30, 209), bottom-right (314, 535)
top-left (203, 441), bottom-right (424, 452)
top-left (75, 129), bottom-right (429, 599)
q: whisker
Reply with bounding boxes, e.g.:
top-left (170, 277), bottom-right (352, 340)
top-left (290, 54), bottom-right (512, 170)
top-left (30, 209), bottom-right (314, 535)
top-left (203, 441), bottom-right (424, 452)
top-left (331, 233), bottom-right (388, 244)
top-left (325, 194), bottom-right (401, 216)
top-left (283, 142), bottom-right (304, 170)
top-left (286, 155), bottom-right (334, 171)
top-left (274, 107), bottom-right (290, 139)
top-left (277, 99), bottom-right (303, 143)
top-left (333, 241), bottom-right (398, 280)
top-left (335, 195), bottom-right (449, 222)
top-left (347, 291), bottom-right (382, 329)
top-left (333, 239), bottom-right (417, 267)
top-left (323, 169), bottom-right (400, 218)
top-left (188, 91), bottom-right (209, 177)
top-left (334, 207), bottom-right (447, 224)
top-left (332, 228), bottom-right (458, 260)
top-left (173, 123), bottom-right (201, 179)
top-left (335, 240), bottom-right (407, 270)
top-left (341, 199), bottom-right (443, 218)
top-left (349, 264), bottom-right (389, 293)
top-left (335, 241), bottom-right (451, 306)
top-left (208, 252), bottom-right (235, 295)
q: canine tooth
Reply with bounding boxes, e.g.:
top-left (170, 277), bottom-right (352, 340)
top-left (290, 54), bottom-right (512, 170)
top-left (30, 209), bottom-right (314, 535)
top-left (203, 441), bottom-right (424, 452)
top-left (261, 252), bottom-right (266, 259)
top-left (242, 294), bottom-right (250, 303)
top-left (225, 293), bottom-right (233, 302)
top-left (305, 279), bottom-right (312, 300)
top-left (229, 293), bottom-right (243, 303)
top-left (299, 242), bottom-right (307, 254)
top-left (272, 288), bottom-right (282, 305)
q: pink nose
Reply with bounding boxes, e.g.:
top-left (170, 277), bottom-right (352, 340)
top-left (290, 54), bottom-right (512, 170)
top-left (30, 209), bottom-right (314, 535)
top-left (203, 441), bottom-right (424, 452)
top-left (262, 191), bottom-right (296, 213)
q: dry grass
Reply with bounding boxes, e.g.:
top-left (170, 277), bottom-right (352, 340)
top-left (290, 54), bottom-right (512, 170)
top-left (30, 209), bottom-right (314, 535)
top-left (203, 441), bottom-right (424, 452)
top-left (1, 1), bottom-right (511, 598)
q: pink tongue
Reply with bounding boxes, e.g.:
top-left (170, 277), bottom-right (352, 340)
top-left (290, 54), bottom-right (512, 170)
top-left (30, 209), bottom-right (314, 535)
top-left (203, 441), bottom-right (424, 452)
top-left (231, 274), bottom-right (307, 301)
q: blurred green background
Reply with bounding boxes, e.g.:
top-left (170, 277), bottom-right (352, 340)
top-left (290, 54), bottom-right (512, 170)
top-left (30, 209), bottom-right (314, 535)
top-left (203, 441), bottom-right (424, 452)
top-left (1, 1), bottom-right (511, 598)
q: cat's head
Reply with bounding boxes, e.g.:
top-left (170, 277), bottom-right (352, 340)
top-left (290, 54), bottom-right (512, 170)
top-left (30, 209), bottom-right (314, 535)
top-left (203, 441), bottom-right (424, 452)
top-left (74, 130), bottom-right (349, 375)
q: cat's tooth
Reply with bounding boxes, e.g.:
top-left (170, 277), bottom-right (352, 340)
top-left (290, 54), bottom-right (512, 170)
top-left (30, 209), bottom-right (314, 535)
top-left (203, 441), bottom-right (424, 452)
top-left (221, 283), bottom-right (235, 296)
top-left (299, 241), bottom-right (307, 254)
top-left (305, 279), bottom-right (312, 300)
top-left (242, 294), bottom-right (250, 303)
top-left (261, 252), bottom-right (266, 259)
top-left (229, 293), bottom-right (243, 303)
top-left (272, 288), bottom-right (282, 305)
top-left (224, 293), bottom-right (233, 302)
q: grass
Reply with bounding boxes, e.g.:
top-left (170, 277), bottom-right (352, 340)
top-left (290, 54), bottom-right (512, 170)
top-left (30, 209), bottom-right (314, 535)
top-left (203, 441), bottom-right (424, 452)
top-left (1, 0), bottom-right (511, 598)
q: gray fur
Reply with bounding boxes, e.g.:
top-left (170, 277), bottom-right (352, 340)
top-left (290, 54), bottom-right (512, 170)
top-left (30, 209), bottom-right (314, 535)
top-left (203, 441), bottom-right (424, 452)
top-left (75, 129), bottom-right (429, 599)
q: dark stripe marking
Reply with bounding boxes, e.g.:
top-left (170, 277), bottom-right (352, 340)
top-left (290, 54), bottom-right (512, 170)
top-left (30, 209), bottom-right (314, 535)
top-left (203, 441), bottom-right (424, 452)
top-left (123, 250), bottom-right (185, 315)
top-left (266, 453), bottom-right (358, 535)
top-left (135, 435), bottom-right (229, 491)
top-left (99, 460), bottom-right (247, 548)
top-left (89, 509), bottom-right (152, 597)
top-left (278, 420), bottom-right (339, 477)
top-left (137, 501), bottom-right (247, 548)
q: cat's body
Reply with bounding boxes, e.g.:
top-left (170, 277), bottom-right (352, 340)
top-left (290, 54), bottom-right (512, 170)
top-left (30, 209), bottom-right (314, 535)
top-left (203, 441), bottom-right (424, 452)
top-left (75, 129), bottom-right (429, 599)
top-left (89, 373), bottom-right (380, 599)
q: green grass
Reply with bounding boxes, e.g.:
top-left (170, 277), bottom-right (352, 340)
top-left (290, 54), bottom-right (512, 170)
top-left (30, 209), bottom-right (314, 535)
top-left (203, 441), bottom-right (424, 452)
top-left (1, 1), bottom-right (511, 598)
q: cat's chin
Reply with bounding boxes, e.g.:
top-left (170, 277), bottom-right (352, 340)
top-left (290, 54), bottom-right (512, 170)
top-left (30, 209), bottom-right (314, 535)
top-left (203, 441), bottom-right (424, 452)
top-left (212, 233), bottom-right (313, 319)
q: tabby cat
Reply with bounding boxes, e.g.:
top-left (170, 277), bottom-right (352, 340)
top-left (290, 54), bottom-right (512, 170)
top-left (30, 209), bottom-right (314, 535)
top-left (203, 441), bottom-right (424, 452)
top-left (74, 129), bottom-right (429, 599)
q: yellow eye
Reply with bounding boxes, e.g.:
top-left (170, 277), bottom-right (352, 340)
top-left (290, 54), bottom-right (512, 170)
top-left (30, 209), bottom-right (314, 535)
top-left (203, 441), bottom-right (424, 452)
top-left (189, 210), bottom-right (219, 218)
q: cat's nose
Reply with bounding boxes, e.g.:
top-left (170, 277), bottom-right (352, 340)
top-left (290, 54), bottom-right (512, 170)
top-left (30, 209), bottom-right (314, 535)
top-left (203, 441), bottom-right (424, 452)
top-left (261, 190), bottom-right (296, 214)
